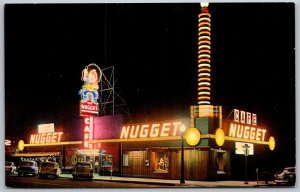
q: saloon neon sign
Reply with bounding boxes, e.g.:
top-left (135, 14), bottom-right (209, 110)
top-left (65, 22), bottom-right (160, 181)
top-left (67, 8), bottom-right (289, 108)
top-left (120, 121), bottom-right (184, 139)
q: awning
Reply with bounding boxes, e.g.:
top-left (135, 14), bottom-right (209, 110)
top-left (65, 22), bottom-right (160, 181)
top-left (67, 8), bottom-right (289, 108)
top-left (13, 152), bottom-right (61, 157)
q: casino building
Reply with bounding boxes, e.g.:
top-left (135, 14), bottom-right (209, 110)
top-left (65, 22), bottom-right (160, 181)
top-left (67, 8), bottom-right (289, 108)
top-left (13, 3), bottom-right (275, 181)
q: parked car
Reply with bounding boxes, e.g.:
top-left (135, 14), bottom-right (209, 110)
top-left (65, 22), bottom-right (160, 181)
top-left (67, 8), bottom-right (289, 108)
top-left (5, 161), bottom-right (17, 175)
top-left (72, 162), bottom-right (93, 180)
top-left (274, 167), bottom-right (296, 185)
top-left (17, 160), bottom-right (39, 176)
top-left (39, 161), bottom-right (61, 178)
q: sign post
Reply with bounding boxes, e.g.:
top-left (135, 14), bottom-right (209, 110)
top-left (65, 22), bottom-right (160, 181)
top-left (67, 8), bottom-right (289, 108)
top-left (243, 143), bottom-right (250, 184)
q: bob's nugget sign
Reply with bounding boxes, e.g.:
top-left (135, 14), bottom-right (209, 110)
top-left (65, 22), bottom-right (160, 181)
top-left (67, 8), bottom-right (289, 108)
top-left (120, 121), bottom-right (184, 139)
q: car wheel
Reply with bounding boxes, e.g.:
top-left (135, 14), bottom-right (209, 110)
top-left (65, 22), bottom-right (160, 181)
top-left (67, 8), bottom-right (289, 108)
top-left (18, 172), bottom-right (21, 176)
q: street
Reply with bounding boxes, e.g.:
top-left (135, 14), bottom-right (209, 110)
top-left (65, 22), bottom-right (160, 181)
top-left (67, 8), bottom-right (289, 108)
top-left (5, 174), bottom-right (290, 188)
top-left (5, 175), bottom-right (175, 188)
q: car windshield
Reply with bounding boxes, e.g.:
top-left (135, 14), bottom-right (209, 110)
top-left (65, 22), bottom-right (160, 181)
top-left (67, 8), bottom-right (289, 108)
top-left (42, 163), bottom-right (54, 167)
top-left (21, 162), bottom-right (34, 166)
top-left (76, 163), bottom-right (91, 168)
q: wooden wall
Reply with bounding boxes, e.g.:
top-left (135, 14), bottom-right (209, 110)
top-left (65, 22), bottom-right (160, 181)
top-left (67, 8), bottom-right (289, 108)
top-left (122, 148), bottom-right (210, 180)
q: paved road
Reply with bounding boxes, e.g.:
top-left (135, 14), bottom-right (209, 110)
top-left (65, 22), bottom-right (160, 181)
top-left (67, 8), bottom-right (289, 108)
top-left (5, 174), bottom-right (293, 188)
top-left (5, 175), bottom-right (175, 188)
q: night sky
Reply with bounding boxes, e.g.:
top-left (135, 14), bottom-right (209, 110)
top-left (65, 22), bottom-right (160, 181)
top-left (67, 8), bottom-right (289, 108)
top-left (4, 3), bottom-right (295, 171)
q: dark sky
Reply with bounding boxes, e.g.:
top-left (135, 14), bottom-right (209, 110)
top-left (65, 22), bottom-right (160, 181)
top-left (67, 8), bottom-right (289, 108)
top-left (5, 3), bottom-right (295, 167)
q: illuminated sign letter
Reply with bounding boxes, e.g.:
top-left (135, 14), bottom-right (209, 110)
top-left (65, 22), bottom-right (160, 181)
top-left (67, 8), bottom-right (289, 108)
top-left (246, 112), bottom-right (252, 125)
top-left (150, 124), bottom-right (160, 137)
top-left (240, 111), bottom-right (245, 123)
top-left (244, 126), bottom-right (250, 139)
top-left (120, 126), bottom-right (130, 139)
top-left (130, 125), bottom-right (140, 138)
top-left (236, 125), bottom-right (243, 138)
top-left (30, 134), bottom-right (36, 144)
top-left (40, 133), bottom-right (46, 143)
top-left (46, 133), bottom-right (52, 143)
top-left (161, 123), bottom-right (171, 137)
top-left (256, 128), bottom-right (262, 141)
top-left (140, 124), bottom-right (149, 138)
top-left (229, 123), bottom-right (237, 137)
top-left (250, 127), bottom-right (256, 140)
top-left (234, 109), bottom-right (239, 122)
top-left (57, 132), bottom-right (63, 142)
top-left (252, 113), bottom-right (257, 125)
top-left (172, 122), bottom-right (181, 136)
top-left (261, 129), bottom-right (266, 141)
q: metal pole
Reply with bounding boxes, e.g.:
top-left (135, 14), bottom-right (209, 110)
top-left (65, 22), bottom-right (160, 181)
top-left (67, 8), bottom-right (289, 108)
top-left (244, 149), bottom-right (248, 184)
top-left (180, 133), bottom-right (185, 184)
top-left (256, 168), bottom-right (259, 184)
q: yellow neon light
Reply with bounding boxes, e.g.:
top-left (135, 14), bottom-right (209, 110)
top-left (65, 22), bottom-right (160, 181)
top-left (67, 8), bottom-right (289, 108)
top-left (198, 101), bottom-right (210, 105)
top-left (198, 73), bottom-right (210, 77)
top-left (90, 136), bottom-right (182, 143)
top-left (198, 68), bottom-right (211, 73)
top-left (198, 31), bottom-right (211, 36)
top-left (198, 49), bottom-right (211, 53)
top-left (185, 128), bottom-right (201, 146)
top-left (23, 141), bottom-right (83, 147)
top-left (198, 22), bottom-right (211, 27)
top-left (198, 96), bottom-right (211, 100)
top-left (198, 59), bottom-right (211, 64)
top-left (269, 136), bottom-right (276, 151)
top-left (198, 41), bottom-right (211, 46)
top-left (198, 77), bottom-right (210, 81)
top-left (198, 36), bottom-right (211, 41)
top-left (198, 54), bottom-right (211, 58)
top-left (198, 18), bottom-right (211, 22)
top-left (199, 13), bottom-right (211, 18)
top-left (198, 64), bottom-right (211, 68)
top-left (198, 45), bottom-right (211, 50)
top-left (198, 91), bottom-right (210, 95)
top-left (18, 140), bottom-right (25, 151)
top-left (215, 128), bottom-right (225, 147)
top-left (198, 82), bottom-right (210, 87)
top-left (198, 26), bottom-right (211, 31)
top-left (198, 87), bottom-right (211, 90)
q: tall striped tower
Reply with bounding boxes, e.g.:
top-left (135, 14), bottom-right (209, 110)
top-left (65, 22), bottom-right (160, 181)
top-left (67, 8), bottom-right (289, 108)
top-left (197, 2), bottom-right (211, 105)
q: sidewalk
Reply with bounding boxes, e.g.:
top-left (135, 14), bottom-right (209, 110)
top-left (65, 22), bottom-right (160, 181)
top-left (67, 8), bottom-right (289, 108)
top-left (60, 173), bottom-right (275, 187)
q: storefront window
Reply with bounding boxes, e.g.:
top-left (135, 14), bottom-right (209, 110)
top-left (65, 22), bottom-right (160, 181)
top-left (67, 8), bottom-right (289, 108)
top-left (154, 152), bottom-right (169, 173)
top-left (101, 154), bottom-right (113, 167)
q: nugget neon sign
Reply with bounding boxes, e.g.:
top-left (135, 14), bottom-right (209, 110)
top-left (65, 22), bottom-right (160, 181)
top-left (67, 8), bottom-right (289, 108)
top-left (120, 121), bottom-right (184, 139)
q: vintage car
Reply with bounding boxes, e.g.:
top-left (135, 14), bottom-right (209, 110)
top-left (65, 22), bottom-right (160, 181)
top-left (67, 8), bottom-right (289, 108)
top-left (39, 161), bottom-right (61, 178)
top-left (18, 160), bottom-right (39, 176)
top-left (274, 167), bottom-right (296, 185)
top-left (72, 162), bottom-right (93, 180)
top-left (5, 161), bottom-right (17, 175)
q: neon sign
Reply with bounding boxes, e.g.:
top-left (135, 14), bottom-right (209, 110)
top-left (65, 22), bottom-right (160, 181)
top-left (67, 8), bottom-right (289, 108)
top-left (234, 109), bottom-right (257, 125)
top-left (83, 117), bottom-right (93, 149)
top-left (120, 121), bottom-right (184, 139)
top-left (79, 63), bottom-right (102, 116)
top-left (30, 132), bottom-right (63, 144)
top-left (228, 123), bottom-right (266, 141)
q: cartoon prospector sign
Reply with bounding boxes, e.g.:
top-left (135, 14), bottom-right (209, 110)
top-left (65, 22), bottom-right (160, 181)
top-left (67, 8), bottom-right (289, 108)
top-left (79, 63), bottom-right (102, 116)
